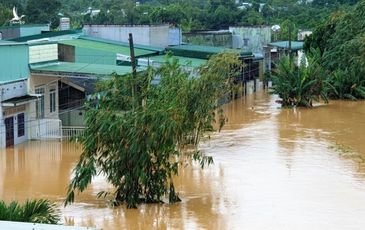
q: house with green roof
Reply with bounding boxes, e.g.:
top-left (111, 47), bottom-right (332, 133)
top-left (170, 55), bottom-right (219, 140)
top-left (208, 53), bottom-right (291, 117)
top-left (268, 40), bottom-right (305, 66)
top-left (0, 41), bottom-right (37, 148)
top-left (165, 44), bottom-right (264, 93)
top-left (58, 36), bottom-right (162, 66)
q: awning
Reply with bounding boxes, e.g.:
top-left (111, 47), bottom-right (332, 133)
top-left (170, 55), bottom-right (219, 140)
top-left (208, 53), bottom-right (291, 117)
top-left (2, 94), bottom-right (40, 107)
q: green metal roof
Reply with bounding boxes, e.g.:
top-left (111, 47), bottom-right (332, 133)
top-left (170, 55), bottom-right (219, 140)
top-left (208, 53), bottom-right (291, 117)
top-left (30, 62), bottom-right (141, 76)
top-left (167, 44), bottom-right (251, 59)
top-left (9, 30), bottom-right (82, 42)
top-left (146, 55), bottom-right (207, 68)
top-left (0, 40), bottom-right (26, 45)
top-left (268, 41), bottom-right (304, 51)
top-left (80, 36), bottom-right (165, 53)
top-left (59, 38), bottom-right (158, 57)
top-left (0, 24), bottom-right (49, 30)
top-left (168, 44), bottom-right (229, 54)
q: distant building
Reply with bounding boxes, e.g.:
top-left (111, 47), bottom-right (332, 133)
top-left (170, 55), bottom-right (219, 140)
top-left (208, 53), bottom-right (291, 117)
top-left (298, 30), bottom-right (312, 41)
top-left (83, 7), bottom-right (101, 18)
top-left (83, 24), bottom-right (182, 48)
top-left (0, 24), bottom-right (50, 40)
top-left (229, 26), bottom-right (271, 54)
top-left (267, 41), bottom-right (305, 67)
top-left (60, 17), bottom-right (70, 31)
top-left (229, 26), bottom-right (271, 72)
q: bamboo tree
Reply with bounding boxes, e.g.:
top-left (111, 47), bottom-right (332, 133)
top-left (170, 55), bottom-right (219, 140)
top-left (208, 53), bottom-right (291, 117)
top-left (65, 52), bottom-right (244, 208)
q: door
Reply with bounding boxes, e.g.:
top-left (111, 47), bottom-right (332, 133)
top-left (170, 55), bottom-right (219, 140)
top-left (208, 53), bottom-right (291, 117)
top-left (5, 117), bottom-right (14, 147)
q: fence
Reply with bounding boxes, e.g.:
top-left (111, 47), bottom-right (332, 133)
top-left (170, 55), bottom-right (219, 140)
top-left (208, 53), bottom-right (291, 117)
top-left (62, 126), bottom-right (85, 140)
top-left (29, 119), bottom-right (62, 139)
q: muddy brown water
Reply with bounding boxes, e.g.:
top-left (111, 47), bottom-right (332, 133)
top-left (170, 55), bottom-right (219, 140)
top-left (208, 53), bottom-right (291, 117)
top-left (1, 92), bottom-right (365, 230)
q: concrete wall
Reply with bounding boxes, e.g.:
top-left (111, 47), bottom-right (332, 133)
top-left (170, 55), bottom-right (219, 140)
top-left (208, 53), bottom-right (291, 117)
top-left (0, 80), bottom-right (27, 101)
top-left (229, 26), bottom-right (271, 54)
top-left (183, 32), bottom-right (232, 48)
top-left (83, 25), bottom-right (172, 47)
top-left (149, 26), bottom-right (170, 47)
top-left (0, 25), bottom-right (50, 40)
top-left (0, 44), bottom-right (29, 83)
top-left (20, 25), bottom-right (50, 37)
top-left (169, 28), bottom-right (182, 46)
top-left (0, 27), bottom-right (20, 40)
top-left (58, 44), bottom-right (75, 62)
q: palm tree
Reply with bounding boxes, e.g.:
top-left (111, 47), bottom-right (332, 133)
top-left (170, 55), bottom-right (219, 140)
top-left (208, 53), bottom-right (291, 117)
top-left (0, 199), bottom-right (60, 224)
top-left (272, 49), bottom-right (329, 108)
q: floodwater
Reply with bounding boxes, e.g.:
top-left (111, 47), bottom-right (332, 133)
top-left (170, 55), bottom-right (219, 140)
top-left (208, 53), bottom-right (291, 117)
top-left (1, 92), bottom-right (365, 230)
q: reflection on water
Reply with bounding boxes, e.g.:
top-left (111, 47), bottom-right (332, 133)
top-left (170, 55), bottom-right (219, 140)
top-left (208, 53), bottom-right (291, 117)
top-left (1, 92), bottom-right (365, 229)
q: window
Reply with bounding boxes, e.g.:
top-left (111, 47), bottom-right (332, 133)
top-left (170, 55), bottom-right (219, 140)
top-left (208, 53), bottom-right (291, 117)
top-left (35, 87), bottom-right (45, 119)
top-left (50, 88), bottom-right (56, 113)
top-left (243, 38), bottom-right (250, 46)
top-left (17, 113), bottom-right (25, 137)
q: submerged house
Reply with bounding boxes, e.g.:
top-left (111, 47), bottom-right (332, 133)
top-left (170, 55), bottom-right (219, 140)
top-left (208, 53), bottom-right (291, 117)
top-left (164, 44), bottom-right (264, 96)
top-left (0, 40), bottom-right (62, 148)
top-left (267, 41), bottom-right (305, 66)
top-left (0, 25), bottom-right (265, 147)
top-left (0, 41), bottom-right (31, 148)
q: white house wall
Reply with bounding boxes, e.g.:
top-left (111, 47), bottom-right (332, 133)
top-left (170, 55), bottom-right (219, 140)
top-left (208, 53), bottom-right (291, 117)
top-left (29, 75), bottom-right (59, 120)
top-left (0, 80), bottom-right (28, 148)
top-left (0, 80), bottom-right (27, 101)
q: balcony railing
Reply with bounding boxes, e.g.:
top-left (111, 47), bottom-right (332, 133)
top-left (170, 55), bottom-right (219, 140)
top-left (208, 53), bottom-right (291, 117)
top-left (29, 119), bottom-right (62, 140)
top-left (62, 126), bottom-right (85, 140)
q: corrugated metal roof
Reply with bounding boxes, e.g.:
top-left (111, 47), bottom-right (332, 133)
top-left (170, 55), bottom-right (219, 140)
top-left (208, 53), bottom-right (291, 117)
top-left (168, 44), bottom-right (229, 55)
top-left (167, 44), bottom-right (252, 59)
top-left (268, 41), bottom-right (304, 51)
top-left (0, 40), bottom-right (27, 46)
top-left (9, 30), bottom-right (82, 42)
top-left (80, 36), bottom-right (165, 53)
top-left (59, 38), bottom-right (158, 57)
top-left (2, 94), bottom-right (38, 106)
top-left (0, 24), bottom-right (49, 30)
top-left (30, 62), bottom-right (141, 76)
top-left (145, 55), bottom-right (207, 68)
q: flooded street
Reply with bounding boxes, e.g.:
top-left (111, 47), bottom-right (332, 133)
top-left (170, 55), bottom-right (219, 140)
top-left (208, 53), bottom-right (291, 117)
top-left (1, 92), bottom-right (365, 229)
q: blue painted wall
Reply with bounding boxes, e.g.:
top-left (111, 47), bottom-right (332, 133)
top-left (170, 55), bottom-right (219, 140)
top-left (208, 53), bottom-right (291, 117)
top-left (0, 43), bottom-right (29, 83)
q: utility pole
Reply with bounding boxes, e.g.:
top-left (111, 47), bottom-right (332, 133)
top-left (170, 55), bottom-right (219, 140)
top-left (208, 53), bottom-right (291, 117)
top-left (129, 33), bottom-right (137, 108)
top-left (288, 25), bottom-right (292, 60)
